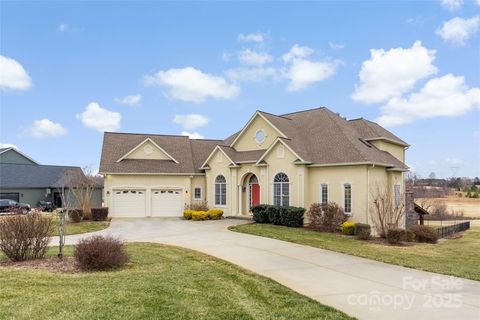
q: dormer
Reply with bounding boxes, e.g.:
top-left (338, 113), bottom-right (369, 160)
top-left (365, 138), bottom-right (408, 162)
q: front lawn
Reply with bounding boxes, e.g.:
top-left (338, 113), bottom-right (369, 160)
top-left (230, 224), bottom-right (480, 281)
top-left (0, 243), bottom-right (352, 320)
top-left (50, 214), bottom-right (111, 236)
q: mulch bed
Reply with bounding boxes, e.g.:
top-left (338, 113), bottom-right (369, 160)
top-left (0, 257), bottom-right (80, 273)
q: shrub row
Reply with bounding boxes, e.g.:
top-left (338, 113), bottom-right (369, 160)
top-left (341, 221), bottom-right (372, 240)
top-left (252, 205), bottom-right (305, 228)
top-left (183, 209), bottom-right (224, 221)
top-left (91, 207), bottom-right (109, 221)
top-left (386, 226), bottom-right (437, 245)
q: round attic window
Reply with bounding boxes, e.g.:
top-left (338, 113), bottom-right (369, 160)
top-left (255, 129), bottom-right (266, 144)
top-left (143, 145), bottom-right (154, 155)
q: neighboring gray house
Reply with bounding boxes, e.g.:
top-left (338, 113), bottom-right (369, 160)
top-left (0, 147), bottom-right (102, 208)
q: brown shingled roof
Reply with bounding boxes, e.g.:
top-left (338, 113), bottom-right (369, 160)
top-left (99, 107), bottom-right (409, 174)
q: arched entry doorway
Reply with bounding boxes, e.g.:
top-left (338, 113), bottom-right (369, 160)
top-left (248, 174), bottom-right (260, 210)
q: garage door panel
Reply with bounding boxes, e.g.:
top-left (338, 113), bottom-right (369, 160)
top-left (112, 190), bottom-right (146, 217)
top-left (151, 189), bottom-right (183, 217)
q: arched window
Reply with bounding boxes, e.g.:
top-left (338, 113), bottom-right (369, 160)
top-left (215, 175), bottom-right (227, 206)
top-left (273, 173), bottom-right (289, 206)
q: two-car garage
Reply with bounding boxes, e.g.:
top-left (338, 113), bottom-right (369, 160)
top-left (111, 188), bottom-right (184, 217)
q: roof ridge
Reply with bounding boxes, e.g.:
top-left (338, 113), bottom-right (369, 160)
top-left (258, 110), bottom-right (292, 120)
top-left (280, 106), bottom-right (328, 117)
top-left (105, 131), bottom-right (190, 138)
top-left (0, 163), bottom-right (81, 169)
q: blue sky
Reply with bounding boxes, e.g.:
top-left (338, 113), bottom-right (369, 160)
top-left (1, 1), bottom-right (479, 178)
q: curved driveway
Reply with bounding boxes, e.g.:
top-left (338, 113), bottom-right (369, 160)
top-left (65, 218), bottom-right (480, 320)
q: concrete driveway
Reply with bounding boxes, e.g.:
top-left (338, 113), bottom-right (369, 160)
top-left (65, 218), bottom-right (480, 320)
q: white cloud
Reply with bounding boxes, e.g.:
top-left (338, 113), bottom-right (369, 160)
top-left (77, 102), bottom-right (121, 132)
top-left (477, 0), bottom-right (480, 6)
top-left (284, 59), bottom-right (339, 92)
top-left (352, 41), bottom-right (437, 104)
top-left (0, 55), bottom-right (33, 91)
top-left (58, 23), bottom-right (69, 32)
top-left (115, 94), bottom-right (142, 106)
top-left (181, 131), bottom-right (204, 139)
top-left (376, 74), bottom-right (480, 126)
top-left (428, 160), bottom-right (438, 166)
top-left (441, 0), bottom-right (463, 11)
top-left (406, 16), bottom-right (425, 27)
top-left (445, 157), bottom-right (462, 164)
top-left (173, 114), bottom-right (209, 130)
top-left (222, 51), bottom-right (232, 62)
top-left (144, 67), bottom-right (240, 103)
top-left (282, 44), bottom-right (314, 63)
top-left (436, 16), bottom-right (480, 46)
top-left (225, 67), bottom-right (277, 82)
top-left (0, 143), bottom-right (18, 149)
top-left (30, 119), bottom-right (67, 138)
top-left (328, 42), bottom-right (345, 50)
top-left (238, 49), bottom-right (272, 66)
top-left (237, 33), bottom-right (264, 43)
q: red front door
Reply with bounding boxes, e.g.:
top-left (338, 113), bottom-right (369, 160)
top-left (251, 184), bottom-right (260, 207)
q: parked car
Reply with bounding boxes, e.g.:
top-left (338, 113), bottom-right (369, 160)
top-left (0, 199), bottom-right (31, 214)
top-left (38, 201), bottom-right (54, 212)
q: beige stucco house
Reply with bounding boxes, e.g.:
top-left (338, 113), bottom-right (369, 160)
top-left (99, 107), bottom-right (409, 224)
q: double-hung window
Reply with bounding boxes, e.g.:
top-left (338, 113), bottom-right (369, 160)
top-left (344, 183), bottom-right (352, 213)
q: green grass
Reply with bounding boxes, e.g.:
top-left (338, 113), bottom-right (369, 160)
top-left (0, 244), bottom-right (352, 320)
top-left (49, 215), bottom-right (110, 236)
top-left (230, 224), bottom-right (480, 281)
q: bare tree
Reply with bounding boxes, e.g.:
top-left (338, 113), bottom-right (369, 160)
top-left (61, 167), bottom-right (100, 219)
top-left (56, 167), bottom-right (99, 258)
top-left (370, 183), bottom-right (405, 237)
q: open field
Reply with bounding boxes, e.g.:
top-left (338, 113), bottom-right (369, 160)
top-left (418, 196), bottom-right (480, 218)
top-left (0, 244), bottom-right (351, 320)
top-left (230, 224), bottom-right (480, 281)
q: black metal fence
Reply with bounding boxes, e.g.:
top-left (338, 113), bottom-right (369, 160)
top-left (437, 221), bottom-right (470, 238)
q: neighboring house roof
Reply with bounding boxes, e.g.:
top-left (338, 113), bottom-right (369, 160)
top-left (0, 147), bottom-right (40, 165)
top-left (100, 107), bottom-right (409, 174)
top-left (0, 164), bottom-right (84, 188)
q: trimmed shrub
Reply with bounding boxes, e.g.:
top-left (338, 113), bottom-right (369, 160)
top-left (0, 213), bottom-right (54, 261)
top-left (186, 201), bottom-right (209, 212)
top-left (386, 228), bottom-right (406, 244)
top-left (183, 210), bottom-right (193, 220)
top-left (207, 209), bottom-right (224, 220)
top-left (267, 206), bottom-right (282, 225)
top-left (354, 223), bottom-right (371, 240)
top-left (74, 235), bottom-right (128, 271)
top-left (410, 225), bottom-right (438, 244)
top-left (68, 209), bottom-right (83, 223)
top-left (307, 202), bottom-right (347, 232)
top-left (405, 230), bottom-right (416, 242)
top-left (342, 221), bottom-right (356, 235)
top-left (91, 207), bottom-right (109, 221)
top-left (191, 211), bottom-right (209, 221)
top-left (252, 204), bottom-right (270, 223)
top-left (280, 206), bottom-right (305, 227)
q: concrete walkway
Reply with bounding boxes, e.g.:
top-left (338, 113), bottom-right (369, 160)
top-left (65, 218), bottom-right (480, 320)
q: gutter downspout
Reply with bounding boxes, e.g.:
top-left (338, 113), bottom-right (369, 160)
top-left (366, 164), bottom-right (375, 225)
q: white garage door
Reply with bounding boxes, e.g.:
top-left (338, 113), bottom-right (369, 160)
top-left (112, 189), bottom-right (146, 217)
top-left (151, 189), bottom-right (183, 217)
